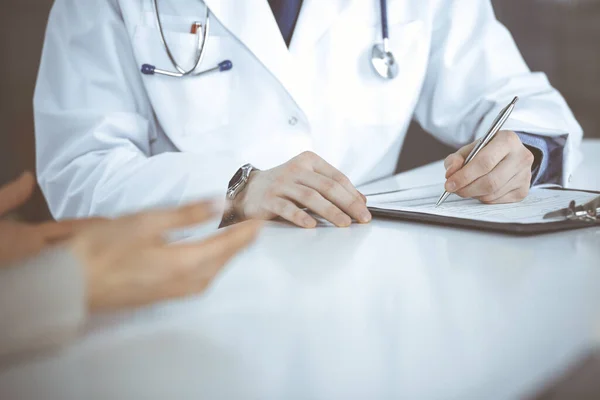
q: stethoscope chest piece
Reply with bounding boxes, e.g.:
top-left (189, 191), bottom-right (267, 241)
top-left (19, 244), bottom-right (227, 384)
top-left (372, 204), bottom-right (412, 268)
top-left (371, 40), bottom-right (399, 80)
top-left (370, 0), bottom-right (398, 80)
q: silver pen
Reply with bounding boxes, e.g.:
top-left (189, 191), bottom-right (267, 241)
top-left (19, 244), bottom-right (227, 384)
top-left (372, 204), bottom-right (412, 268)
top-left (435, 96), bottom-right (519, 207)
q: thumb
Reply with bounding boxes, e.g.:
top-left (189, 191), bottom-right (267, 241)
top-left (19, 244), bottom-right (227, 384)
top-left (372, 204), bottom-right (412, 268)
top-left (444, 141), bottom-right (478, 179)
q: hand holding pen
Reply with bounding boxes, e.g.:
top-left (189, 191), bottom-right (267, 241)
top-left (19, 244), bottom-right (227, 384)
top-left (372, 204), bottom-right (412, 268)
top-left (437, 97), bottom-right (536, 206)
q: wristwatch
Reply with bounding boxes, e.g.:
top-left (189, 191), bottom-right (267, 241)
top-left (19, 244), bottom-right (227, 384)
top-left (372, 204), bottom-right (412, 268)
top-left (220, 163), bottom-right (259, 227)
top-left (227, 163), bottom-right (258, 200)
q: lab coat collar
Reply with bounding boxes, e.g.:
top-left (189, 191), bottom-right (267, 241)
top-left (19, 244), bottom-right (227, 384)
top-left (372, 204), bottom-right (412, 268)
top-left (290, 0), bottom-right (351, 52)
top-left (203, 0), bottom-right (351, 125)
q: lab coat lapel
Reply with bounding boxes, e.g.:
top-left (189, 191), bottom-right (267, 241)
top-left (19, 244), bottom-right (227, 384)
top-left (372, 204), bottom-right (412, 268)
top-left (290, 0), bottom-right (351, 52)
top-left (203, 0), bottom-right (314, 122)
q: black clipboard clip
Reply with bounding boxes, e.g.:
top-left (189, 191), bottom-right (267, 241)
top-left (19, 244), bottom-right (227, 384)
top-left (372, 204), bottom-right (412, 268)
top-left (544, 194), bottom-right (600, 222)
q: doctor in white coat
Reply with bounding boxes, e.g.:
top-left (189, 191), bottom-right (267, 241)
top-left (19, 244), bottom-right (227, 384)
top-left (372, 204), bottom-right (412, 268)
top-left (34, 0), bottom-right (582, 228)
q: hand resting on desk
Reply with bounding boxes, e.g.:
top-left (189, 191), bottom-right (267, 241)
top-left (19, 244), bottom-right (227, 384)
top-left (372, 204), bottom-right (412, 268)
top-left (233, 151), bottom-right (371, 229)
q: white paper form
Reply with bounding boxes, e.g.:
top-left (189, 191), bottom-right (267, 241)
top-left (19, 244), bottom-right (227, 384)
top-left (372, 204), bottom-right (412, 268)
top-left (367, 184), bottom-right (599, 224)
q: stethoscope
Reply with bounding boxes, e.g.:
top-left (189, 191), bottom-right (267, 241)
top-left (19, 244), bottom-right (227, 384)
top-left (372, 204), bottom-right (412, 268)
top-left (141, 0), bottom-right (398, 80)
top-left (371, 0), bottom-right (399, 79)
top-left (140, 0), bottom-right (232, 78)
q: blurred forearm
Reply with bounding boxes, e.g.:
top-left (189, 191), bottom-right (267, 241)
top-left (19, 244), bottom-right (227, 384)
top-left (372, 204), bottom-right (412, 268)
top-left (0, 247), bottom-right (86, 360)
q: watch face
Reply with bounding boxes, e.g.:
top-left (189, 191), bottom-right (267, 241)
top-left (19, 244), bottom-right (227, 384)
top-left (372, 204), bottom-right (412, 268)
top-left (228, 168), bottom-right (244, 189)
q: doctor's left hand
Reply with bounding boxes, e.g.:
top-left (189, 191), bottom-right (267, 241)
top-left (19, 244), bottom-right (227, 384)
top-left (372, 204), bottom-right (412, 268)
top-left (443, 130), bottom-right (535, 204)
top-left (233, 151), bottom-right (371, 228)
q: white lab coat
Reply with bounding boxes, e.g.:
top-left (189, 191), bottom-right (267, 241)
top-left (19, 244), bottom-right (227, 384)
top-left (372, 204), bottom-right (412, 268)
top-left (34, 0), bottom-right (582, 220)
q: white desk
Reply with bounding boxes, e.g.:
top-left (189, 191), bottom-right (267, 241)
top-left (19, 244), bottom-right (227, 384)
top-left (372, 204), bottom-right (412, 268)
top-left (1, 140), bottom-right (599, 400)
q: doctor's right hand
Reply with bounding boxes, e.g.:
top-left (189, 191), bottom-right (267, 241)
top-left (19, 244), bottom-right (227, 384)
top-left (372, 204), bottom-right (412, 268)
top-left (233, 151), bottom-right (371, 228)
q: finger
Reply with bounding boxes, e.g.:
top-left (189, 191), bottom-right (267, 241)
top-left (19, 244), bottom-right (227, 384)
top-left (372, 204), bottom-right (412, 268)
top-left (454, 153), bottom-right (522, 198)
top-left (36, 221), bottom-right (78, 244)
top-left (305, 154), bottom-right (365, 204)
top-left (124, 201), bottom-right (219, 238)
top-left (295, 171), bottom-right (370, 223)
top-left (151, 258), bottom-right (232, 305)
top-left (479, 185), bottom-right (530, 205)
top-left (445, 136), bottom-right (511, 194)
top-left (0, 171), bottom-right (36, 216)
top-left (141, 222), bottom-right (262, 306)
top-left (87, 219), bottom-right (258, 312)
top-left (55, 217), bottom-right (109, 232)
top-left (153, 274), bottom-right (215, 304)
top-left (166, 220), bottom-right (262, 271)
top-left (265, 197), bottom-right (317, 228)
top-left (36, 218), bottom-right (109, 245)
top-left (178, 239), bottom-right (253, 284)
top-left (280, 183), bottom-right (352, 227)
top-left (476, 168), bottom-right (531, 204)
top-left (444, 141), bottom-right (478, 179)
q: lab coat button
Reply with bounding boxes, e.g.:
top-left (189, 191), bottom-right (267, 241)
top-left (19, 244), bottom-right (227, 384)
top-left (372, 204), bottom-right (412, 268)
top-left (288, 116), bottom-right (298, 126)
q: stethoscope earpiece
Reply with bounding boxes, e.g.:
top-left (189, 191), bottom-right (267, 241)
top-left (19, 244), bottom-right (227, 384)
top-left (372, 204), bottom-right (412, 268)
top-left (218, 60), bottom-right (233, 72)
top-left (141, 64), bottom-right (156, 75)
top-left (140, 0), bottom-right (233, 79)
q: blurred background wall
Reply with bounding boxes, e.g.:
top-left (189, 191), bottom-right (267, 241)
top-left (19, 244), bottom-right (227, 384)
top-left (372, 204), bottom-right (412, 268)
top-left (0, 0), bottom-right (599, 221)
top-left (0, 0), bottom-right (54, 221)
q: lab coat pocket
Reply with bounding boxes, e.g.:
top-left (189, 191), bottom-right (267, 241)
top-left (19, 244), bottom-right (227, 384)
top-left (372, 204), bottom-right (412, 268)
top-left (329, 20), bottom-right (427, 126)
top-left (132, 26), bottom-right (234, 152)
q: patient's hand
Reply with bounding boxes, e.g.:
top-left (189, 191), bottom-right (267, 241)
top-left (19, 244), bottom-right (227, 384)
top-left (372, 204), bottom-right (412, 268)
top-left (0, 172), bottom-right (261, 312)
top-left (70, 202), bottom-right (261, 312)
top-left (0, 172), bottom-right (98, 265)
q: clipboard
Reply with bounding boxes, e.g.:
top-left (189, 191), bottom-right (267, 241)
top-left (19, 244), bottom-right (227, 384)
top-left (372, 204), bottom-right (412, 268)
top-left (368, 187), bottom-right (600, 235)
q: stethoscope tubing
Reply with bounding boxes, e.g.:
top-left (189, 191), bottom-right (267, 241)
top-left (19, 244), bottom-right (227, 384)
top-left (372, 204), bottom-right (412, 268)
top-left (379, 0), bottom-right (391, 53)
top-left (142, 0), bottom-right (232, 78)
top-left (379, 0), bottom-right (389, 41)
top-left (153, 0), bottom-right (209, 76)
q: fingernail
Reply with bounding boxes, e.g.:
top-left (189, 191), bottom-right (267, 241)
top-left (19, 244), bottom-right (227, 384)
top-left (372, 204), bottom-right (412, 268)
top-left (445, 181), bottom-right (457, 193)
top-left (304, 216), bottom-right (316, 228)
top-left (359, 210), bottom-right (372, 223)
top-left (335, 215), bottom-right (352, 227)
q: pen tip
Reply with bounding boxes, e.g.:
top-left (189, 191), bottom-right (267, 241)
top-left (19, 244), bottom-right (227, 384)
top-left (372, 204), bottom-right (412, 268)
top-left (436, 192), bottom-right (449, 207)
